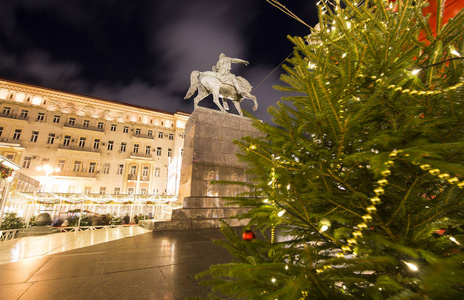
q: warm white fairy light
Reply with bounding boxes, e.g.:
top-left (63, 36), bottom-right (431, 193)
top-left (404, 261), bottom-right (419, 271)
top-left (271, 278), bottom-right (277, 283)
top-left (451, 50), bottom-right (461, 57)
top-left (342, 53), bottom-right (347, 58)
top-left (411, 69), bottom-right (421, 75)
top-left (450, 236), bottom-right (461, 245)
top-left (320, 225), bottom-right (329, 232)
top-left (277, 209), bottom-right (286, 217)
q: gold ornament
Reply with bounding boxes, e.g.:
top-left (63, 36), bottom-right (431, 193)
top-left (362, 214), bottom-right (373, 221)
top-left (336, 253), bottom-right (345, 258)
top-left (353, 231), bottom-right (363, 237)
top-left (457, 182), bottom-right (464, 189)
top-left (341, 245), bottom-right (351, 252)
top-left (358, 223), bottom-right (368, 229)
top-left (377, 179), bottom-right (388, 186)
top-left (347, 238), bottom-right (357, 245)
top-left (438, 173), bottom-right (450, 180)
top-left (366, 205), bottom-right (377, 212)
top-left (448, 177), bottom-right (459, 184)
top-left (420, 164), bottom-right (431, 170)
top-left (374, 187), bottom-right (385, 195)
top-left (381, 170), bottom-right (391, 176)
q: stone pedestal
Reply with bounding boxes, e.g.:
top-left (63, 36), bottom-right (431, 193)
top-left (153, 107), bottom-right (262, 230)
top-left (16, 225), bottom-right (61, 238)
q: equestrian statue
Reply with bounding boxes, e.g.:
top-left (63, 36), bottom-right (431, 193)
top-left (184, 53), bottom-right (258, 116)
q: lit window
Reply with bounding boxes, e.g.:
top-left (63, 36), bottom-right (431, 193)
top-left (23, 157), bottom-right (32, 169)
top-left (97, 122), bottom-right (104, 130)
top-left (158, 132), bottom-right (163, 138)
top-left (110, 124), bottom-right (117, 131)
top-left (133, 144), bottom-right (139, 153)
top-left (169, 133), bottom-right (174, 140)
top-left (37, 113), bottom-right (45, 121)
top-left (123, 126), bottom-right (129, 133)
top-left (30, 131), bottom-right (39, 142)
top-left (168, 148), bottom-right (172, 157)
top-left (107, 141), bottom-right (114, 150)
top-left (47, 133), bottom-right (55, 144)
top-left (102, 163), bottom-right (110, 174)
top-left (12, 129), bottom-right (21, 140)
top-left (78, 137), bottom-right (86, 147)
top-left (120, 142), bottom-right (126, 152)
top-left (156, 147), bottom-right (162, 156)
top-left (93, 139), bottom-right (100, 149)
top-left (53, 115), bottom-right (60, 123)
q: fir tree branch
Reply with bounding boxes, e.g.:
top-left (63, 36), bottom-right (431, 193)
top-left (386, 177), bottom-right (420, 226)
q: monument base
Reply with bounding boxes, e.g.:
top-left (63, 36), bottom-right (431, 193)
top-left (151, 196), bottom-right (250, 230)
top-left (17, 225), bottom-right (61, 238)
top-left (151, 107), bottom-right (261, 231)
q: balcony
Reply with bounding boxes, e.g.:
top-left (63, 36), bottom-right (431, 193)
top-left (0, 137), bottom-right (22, 146)
top-left (129, 152), bottom-right (152, 159)
top-left (53, 170), bottom-right (97, 178)
top-left (58, 144), bottom-right (101, 154)
top-left (132, 133), bottom-right (154, 140)
top-left (0, 112), bottom-right (29, 122)
top-left (64, 123), bottom-right (104, 132)
top-left (127, 174), bottom-right (137, 180)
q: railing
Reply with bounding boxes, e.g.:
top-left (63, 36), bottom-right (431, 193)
top-left (0, 112), bottom-right (28, 121)
top-left (0, 137), bottom-right (22, 144)
top-left (130, 152), bottom-right (152, 158)
top-left (58, 144), bottom-right (101, 154)
top-left (132, 133), bottom-right (154, 140)
top-left (55, 224), bottom-right (134, 232)
top-left (64, 123), bottom-right (104, 132)
top-left (0, 229), bottom-right (23, 241)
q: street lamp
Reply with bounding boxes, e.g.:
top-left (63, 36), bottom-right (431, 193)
top-left (36, 164), bottom-right (60, 192)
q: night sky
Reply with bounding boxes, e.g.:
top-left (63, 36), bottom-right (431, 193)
top-left (0, 0), bottom-right (319, 123)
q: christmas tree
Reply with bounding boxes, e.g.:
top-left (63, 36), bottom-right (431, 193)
top-left (197, 0), bottom-right (464, 299)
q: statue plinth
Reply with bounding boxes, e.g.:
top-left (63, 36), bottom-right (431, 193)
top-left (151, 107), bottom-right (262, 230)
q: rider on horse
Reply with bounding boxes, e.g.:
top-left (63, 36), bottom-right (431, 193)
top-left (212, 53), bottom-right (249, 97)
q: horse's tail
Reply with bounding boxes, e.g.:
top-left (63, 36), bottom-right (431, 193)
top-left (184, 70), bottom-right (200, 99)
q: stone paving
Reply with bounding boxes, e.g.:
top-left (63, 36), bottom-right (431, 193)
top-left (0, 227), bottom-right (236, 300)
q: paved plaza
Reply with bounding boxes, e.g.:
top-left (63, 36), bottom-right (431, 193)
top-left (0, 226), bottom-right (236, 299)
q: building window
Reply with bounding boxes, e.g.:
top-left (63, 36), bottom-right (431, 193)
top-left (142, 166), bottom-right (149, 177)
top-left (23, 157), bottom-right (32, 169)
top-left (37, 113), bottom-right (45, 122)
top-left (68, 186), bottom-right (76, 193)
top-left (156, 147), bottom-right (162, 156)
top-left (128, 187), bottom-right (135, 195)
top-left (102, 163), bottom-right (110, 174)
top-left (148, 130), bottom-right (153, 137)
top-left (123, 126), bottom-right (129, 133)
top-left (140, 188), bottom-right (147, 195)
top-left (135, 128), bottom-right (141, 135)
top-left (5, 153), bottom-right (14, 161)
top-left (180, 148), bottom-right (183, 157)
top-left (88, 162), bottom-right (96, 173)
top-left (58, 159), bottom-right (65, 171)
top-left (154, 167), bottom-right (160, 177)
top-left (158, 132), bottom-right (163, 138)
top-left (133, 144), bottom-right (139, 153)
top-left (47, 133), bottom-right (55, 144)
top-left (63, 135), bottom-right (71, 147)
top-left (68, 117), bottom-right (75, 126)
top-left (169, 133), bottom-right (174, 140)
top-left (117, 164), bottom-right (124, 175)
top-left (78, 137), bottom-right (86, 147)
top-left (53, 115), bottom-right (60, 123)
top-left (145, 145), bottom-right (151, 155)
top-left (110, 124), bottom-right (117, 131)
top-left (130, 165), bottom-right (137, 175)
top-left (12, 129), bottom-right (21, 140)
top-left (30, 131), bottom-right (39, 142)
top-left (20, 110), bottom-right (29, 119)
top-left (2, 107), bottom-right (11, 116)
top-left (114, 187), bottom-right (120, 194)
top-left (83, 120), bottom-right (90, 128)
top-left (107, 141), bottom-right (114, 150)
top-left (93, 139), bottom-right (100, 149)
top-left (120, 142), bottom-right (126, 152)
top-left (168, 148), bottom-right (172, 157)
top-left (73, 161), bottom-right (82, 172)
top-left (99, 187), bottom-right (106, 194)
top-left (97, 122), bottom-right (104, 130)
top-left (42, 158), bottom-right (49, 164)
top-left (0, 127), bottom-right (3, 137)
top-left (84, 186), bottom-right (92, 194)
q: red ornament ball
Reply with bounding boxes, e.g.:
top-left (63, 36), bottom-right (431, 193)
top-left (242, 229), bottom-right (256, 241)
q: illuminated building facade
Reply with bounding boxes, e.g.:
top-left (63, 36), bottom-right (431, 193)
top-left (0, 79), bottom-right (189, 195)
